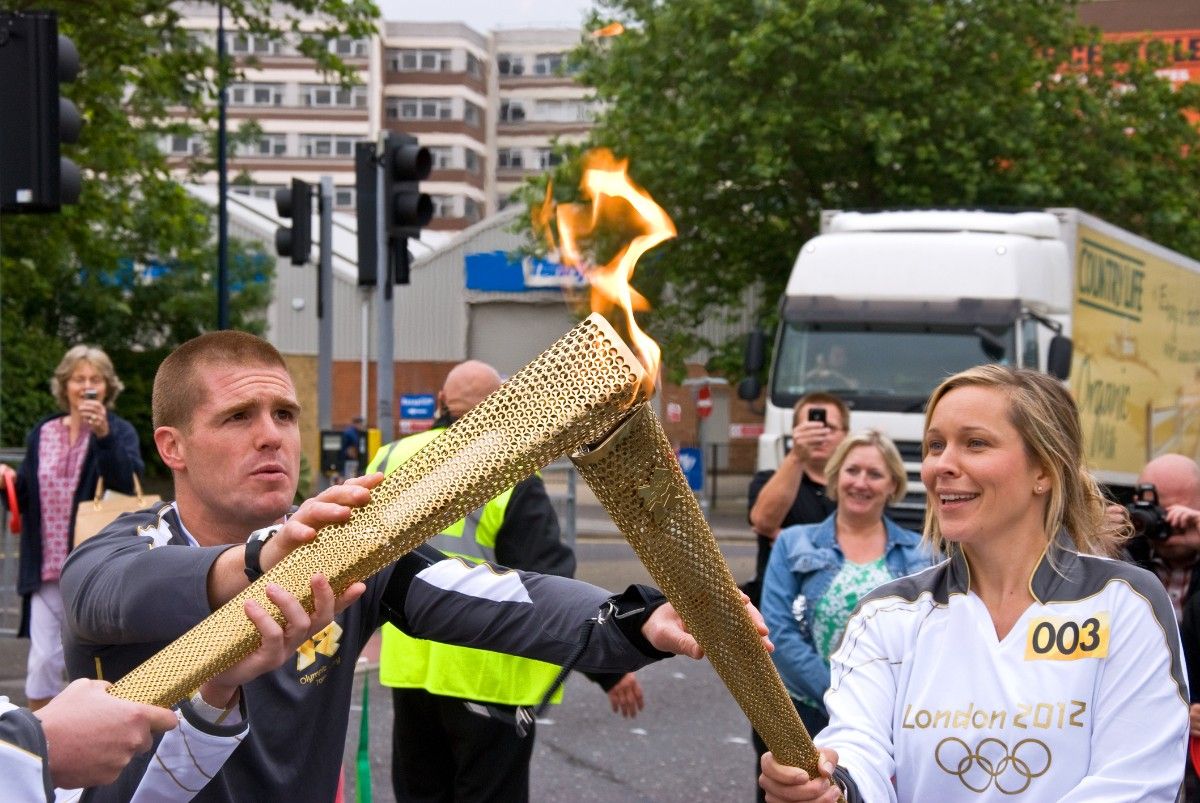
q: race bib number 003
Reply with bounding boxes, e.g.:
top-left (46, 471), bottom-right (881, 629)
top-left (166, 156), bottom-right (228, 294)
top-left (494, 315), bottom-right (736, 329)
top-left (1023, 612), bottom-right (1110, 661)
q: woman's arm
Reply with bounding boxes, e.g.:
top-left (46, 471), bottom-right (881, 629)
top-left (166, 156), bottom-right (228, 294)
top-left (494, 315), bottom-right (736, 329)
top-left (1055, 580), bottom-right (1188, 802)
top-left (761, 532), bottom-right (831, 704)
top-left (92, 415), bottom-right (144, 494)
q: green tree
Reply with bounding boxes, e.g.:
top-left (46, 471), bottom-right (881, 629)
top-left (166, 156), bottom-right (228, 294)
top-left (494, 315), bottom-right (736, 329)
top-left (0, 1), bottom-right (379, 462)
top-left (526, 0), bottom-right (1200, 379)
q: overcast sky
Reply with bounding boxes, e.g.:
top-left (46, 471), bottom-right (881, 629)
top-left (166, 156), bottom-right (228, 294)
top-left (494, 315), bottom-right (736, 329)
top-left (376, 0), bottom-right (597, 31)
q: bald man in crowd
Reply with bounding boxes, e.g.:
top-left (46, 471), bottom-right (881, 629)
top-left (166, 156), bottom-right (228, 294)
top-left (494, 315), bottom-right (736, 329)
top-left (368, 360), bottom-right (644, 803)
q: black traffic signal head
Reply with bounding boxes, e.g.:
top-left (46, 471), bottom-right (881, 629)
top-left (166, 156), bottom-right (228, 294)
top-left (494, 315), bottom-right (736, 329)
top-left (355, 141), bottom-right (378, 287)
top-left (0, 11), bottom-right (83, 213)
top-left (275, 178), bottom-right (313, 265)
top-left (383, 132), bottom-right (432, 239)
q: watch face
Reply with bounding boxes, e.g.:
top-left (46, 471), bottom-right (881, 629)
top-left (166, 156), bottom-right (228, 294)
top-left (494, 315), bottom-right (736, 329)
top-left (249, 526), bottom-right (280, 543)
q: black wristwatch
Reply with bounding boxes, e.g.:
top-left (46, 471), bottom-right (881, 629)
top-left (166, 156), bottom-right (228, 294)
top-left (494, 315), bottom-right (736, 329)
top-left (244, 526), bottom-right (280, 582)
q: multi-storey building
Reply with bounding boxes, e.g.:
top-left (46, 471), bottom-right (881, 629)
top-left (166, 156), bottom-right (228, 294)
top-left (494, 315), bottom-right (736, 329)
top-left (379, 22), bottom-right (491, 230)
top-left (490, 27), bottom-right (596, 205)
top-left (168, 3), bottom-right (373, 212)
top-left (170, 8), bottom-right (592, 232)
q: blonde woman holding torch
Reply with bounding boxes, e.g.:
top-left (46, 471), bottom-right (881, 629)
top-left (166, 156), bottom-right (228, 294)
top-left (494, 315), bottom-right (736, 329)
top-left (759, 365), bottom-right (1188, 802)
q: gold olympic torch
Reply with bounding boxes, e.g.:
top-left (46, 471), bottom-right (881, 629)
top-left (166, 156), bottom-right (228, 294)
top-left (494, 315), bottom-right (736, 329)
top-left (544, 150), bottom-right (824, 777)
top-left (110, 313), bottom-right (648, 707)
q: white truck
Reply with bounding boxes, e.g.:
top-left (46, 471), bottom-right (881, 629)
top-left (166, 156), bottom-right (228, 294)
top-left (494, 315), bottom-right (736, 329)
top-left (740, 208), bottom-right (1200, 528)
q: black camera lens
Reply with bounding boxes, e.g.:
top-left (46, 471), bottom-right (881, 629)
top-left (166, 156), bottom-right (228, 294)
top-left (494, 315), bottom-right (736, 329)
top-left (1127, 502), bottom-right (1172, 541)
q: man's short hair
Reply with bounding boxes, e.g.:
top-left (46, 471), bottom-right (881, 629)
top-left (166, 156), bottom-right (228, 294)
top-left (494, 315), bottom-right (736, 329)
top-left (792, 392), bottom-right (851, 430)
top-left (153, 331), bottom-right (288, 431)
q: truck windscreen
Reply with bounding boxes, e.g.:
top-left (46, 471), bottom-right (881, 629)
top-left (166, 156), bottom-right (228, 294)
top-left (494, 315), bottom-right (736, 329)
top-left (771, 322), bottom-right (1016, 412)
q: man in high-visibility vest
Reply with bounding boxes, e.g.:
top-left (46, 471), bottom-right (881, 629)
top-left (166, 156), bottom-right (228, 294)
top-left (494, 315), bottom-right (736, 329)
top-left (369, 360), bottom-right (645, 803)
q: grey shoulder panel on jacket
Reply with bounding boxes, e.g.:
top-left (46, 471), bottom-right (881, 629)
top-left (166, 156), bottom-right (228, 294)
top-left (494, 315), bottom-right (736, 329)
top-left (860, 556), bottom-right (961, 607)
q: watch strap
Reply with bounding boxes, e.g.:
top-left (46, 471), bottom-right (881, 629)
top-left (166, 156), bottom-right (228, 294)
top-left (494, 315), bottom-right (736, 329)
top-left (244, 525), bottom-right (280, 582)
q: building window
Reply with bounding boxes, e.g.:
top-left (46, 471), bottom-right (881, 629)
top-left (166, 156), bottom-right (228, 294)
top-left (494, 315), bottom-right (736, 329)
top-left (230, 184), bottom-right (285, 201)
top-left (497, 53), bottom-right (524, 75)
top-left (390, 48), bottom-right (452, 72)
top-left (300, 134), bottom-right (357, 158)
top-left (431, 194), bottom-right (455, 219)
top-left (533, 98), bottom-right (592, 122)
top-left (499, 100), bottom-right (526, 123)
top-left (227, 33), bottom-right (279, 55)
top-left (228, 83), bottom-right (284, 106)
top-left (533, 52), bottom-right (564, 76)
top-left (168, 134), bottom-right (204, 155)
top-left (466, 52), bottom-right (482, 77)
top-left (464, 149), bottom-right (480, 173)
top-left (238, 133), bottom-right (287, 157)
top-left (386, 97), bottom-right (453, 120)
top-left (303, 84), bottom-right (368, 108)
top-left (535, 148), bottom-right (562, 169)
top-left (335, 186), bottom-right (355, 208)
top-left (497, 148), bottom-right (524, 168)
top-left (429, 146), bottom-right (454, 169)
top-left (464, 197), bottom-right (482, 222)
top-left (463, 101), bottom-right (481, 127)
top-left (329, 37), bottom-right (368, 58)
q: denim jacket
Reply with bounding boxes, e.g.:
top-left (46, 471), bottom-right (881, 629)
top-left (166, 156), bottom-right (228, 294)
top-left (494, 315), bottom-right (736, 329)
top-left (762, 512), bottom-right (931, 711)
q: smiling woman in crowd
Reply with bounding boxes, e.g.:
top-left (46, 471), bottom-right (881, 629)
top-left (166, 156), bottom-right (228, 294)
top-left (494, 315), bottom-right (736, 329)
top-left (761, 429), bottom-right (931, 739)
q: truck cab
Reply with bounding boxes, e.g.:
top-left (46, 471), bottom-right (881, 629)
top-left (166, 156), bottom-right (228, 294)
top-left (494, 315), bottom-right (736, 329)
top-left (752, 210), bottom-right (1074, 529)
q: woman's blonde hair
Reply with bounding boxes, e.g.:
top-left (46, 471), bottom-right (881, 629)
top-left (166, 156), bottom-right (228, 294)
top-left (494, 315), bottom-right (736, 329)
top-left (50, 345), bottom-right (124, 411)
top-left (825, 429), bottom-right (908, 505)
top-left (922, 364), bottom-right (1118, 557)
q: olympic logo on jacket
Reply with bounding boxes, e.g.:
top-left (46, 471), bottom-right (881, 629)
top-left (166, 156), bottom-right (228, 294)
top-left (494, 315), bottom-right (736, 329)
top-left (934, 736), bottom-right (1051, 794)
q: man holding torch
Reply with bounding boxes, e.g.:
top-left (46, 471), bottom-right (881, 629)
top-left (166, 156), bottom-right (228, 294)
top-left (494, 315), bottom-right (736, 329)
top-left (59, 330), bottom-right (758, 802)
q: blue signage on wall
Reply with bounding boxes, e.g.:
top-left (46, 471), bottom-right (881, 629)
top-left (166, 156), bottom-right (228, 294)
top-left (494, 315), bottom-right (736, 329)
top-left (676, 447), bottom-right (704, 492)
top-left (399, 394), bottom-right (436, 419)
top-left (464, 251), bottom-right (587, 292)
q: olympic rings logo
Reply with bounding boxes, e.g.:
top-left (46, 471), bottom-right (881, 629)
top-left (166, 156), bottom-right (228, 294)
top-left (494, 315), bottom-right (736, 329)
top-left (934, 737), bottom-right (1051, 794)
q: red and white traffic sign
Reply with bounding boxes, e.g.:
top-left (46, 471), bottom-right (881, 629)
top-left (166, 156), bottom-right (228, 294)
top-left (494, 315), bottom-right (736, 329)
top-left (696, 383), bottom-right (713, 419)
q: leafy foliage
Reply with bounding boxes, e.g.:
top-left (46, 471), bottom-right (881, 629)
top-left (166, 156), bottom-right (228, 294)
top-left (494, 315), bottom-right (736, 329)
top-left (0, 0), bottom-right (379, 465)
top-left (523, 0), bottom-right (1200, 380)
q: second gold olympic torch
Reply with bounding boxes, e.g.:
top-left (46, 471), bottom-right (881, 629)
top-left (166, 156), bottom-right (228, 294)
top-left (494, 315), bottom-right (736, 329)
top-left (573, 406), bottom-right (826, 778)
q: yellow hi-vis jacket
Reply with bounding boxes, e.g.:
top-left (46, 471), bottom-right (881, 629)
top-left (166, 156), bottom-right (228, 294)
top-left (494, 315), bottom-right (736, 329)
top-left (368, 428), bottom-right (565, 705)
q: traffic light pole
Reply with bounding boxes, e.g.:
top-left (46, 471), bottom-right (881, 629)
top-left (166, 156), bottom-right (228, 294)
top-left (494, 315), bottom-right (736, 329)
top-left (318, 176), bottom-right (334, 434)
top-left (216, 2), bottom-right (229, 330)
top-left (375, 142), bottom-right (394, 442)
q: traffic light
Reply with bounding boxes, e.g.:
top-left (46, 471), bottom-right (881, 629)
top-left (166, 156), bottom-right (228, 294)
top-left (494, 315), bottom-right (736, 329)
top-left (382, 132), bottom-right (431, 284)
top-left (355, 141), bottom-right (378, 286)
top-left (274, 178), bottom-right (313, 265)
top-left (0, 11), bottom-right (83, 214)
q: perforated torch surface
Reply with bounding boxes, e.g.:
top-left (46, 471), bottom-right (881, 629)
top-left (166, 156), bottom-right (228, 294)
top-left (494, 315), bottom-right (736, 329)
top-left (110, 313), bottom-right (646, 708)
top-left (571, 403), bottom-right (822, 776)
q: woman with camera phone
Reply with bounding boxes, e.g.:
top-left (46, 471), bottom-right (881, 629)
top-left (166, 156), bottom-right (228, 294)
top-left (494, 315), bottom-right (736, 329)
top-left (2, 346), bottom-right (143, 711)
top-left (759, 365), bottom-right (1187, 803)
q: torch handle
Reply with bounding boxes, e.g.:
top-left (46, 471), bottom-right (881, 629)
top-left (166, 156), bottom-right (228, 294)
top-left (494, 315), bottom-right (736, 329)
top-left (572, 404), bottom-right (824, 777)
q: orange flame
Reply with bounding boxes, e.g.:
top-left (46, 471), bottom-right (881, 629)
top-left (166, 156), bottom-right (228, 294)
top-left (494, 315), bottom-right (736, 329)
top-left (591, 21), bottom-right (625, 38)
top-left (534, 149), bottom-right (675, 394)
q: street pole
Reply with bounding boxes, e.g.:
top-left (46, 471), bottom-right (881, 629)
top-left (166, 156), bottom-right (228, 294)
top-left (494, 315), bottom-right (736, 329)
top-left (318, 176), bottom-right (333, 433)
top-left (375, 134), bottom-right (394, 442)
top-left (216, 1), bottom-right (229, 329)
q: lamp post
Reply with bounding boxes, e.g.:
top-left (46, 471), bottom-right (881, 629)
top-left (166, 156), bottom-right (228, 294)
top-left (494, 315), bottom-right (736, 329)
top-left (216, 1), bottom-right (229, 329)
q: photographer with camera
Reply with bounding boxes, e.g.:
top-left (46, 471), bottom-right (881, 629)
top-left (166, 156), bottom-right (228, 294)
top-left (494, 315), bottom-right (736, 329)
top-left (1125, 454), bottom-right (1200, 622)
top-left (1117, 454), bottom-right (1200, 797)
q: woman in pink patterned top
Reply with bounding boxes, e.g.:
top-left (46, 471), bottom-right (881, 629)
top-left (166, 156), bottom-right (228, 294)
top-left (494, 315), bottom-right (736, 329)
top-left (10, 345), bottom-right (143, 710)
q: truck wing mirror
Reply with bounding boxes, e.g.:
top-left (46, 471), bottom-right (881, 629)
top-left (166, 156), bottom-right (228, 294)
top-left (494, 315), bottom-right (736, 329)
top-left (737, 376), bottom-right (761, 401)
top-left (743, 327), bottom-right (766, 373)
top-left (1047, 335), bottom-right (1073, 380)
